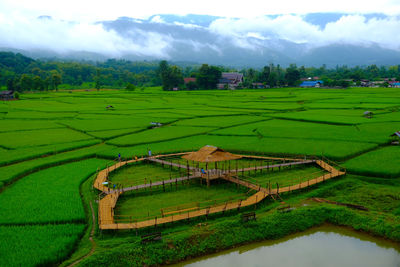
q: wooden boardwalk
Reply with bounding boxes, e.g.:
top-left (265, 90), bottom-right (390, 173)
top-left (239, 159), bottom-right (314, 172)
top-left (95, 153), bottom-right (345, 230)
top-left (147, 158), bottom-right (195, 170)
top-left (110, 175), bottom-right (200, 194)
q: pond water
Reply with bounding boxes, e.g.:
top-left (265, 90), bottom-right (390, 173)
top-left (174, 225), bottom-right (400, 267)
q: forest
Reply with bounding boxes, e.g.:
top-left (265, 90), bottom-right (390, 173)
top-left (1, 51), bottom-right (400, 91)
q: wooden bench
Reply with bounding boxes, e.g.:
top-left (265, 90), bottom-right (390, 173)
top-left (141, 232), bottom-right (162, 243)
top-left (241, 212), bottom-right (256, 222)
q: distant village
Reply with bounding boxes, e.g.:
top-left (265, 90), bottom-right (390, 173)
top-left (178, 73), bottom-right (400, 91)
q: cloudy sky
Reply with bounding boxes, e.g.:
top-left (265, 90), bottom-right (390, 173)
top-left (1, 0), bottom-right (400, 21)
top-left (1, 0), bottom-right (400, 59)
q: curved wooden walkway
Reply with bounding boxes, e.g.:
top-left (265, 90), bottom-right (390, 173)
top-left (95, 153), bottom-right (345, 230)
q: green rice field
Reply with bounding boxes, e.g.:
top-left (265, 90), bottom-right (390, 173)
top-left (114, 182), bottom-right (251, 221)
top-left (109, 161), bottom-right (182, 187)
top-left (0, 86), bottom-right (399, 266)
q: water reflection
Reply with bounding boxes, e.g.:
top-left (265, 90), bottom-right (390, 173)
top-left (175, 225), bottom-right (400, 267)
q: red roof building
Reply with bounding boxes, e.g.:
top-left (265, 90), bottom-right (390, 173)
top-left (184, 77), bottom-right (197, 84)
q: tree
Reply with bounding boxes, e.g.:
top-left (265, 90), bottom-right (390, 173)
top-left (268, 72), bottom-right (278, 87)
top-left (197, 64), bottom-right (221, 89)
top-left (50, 71), bottom-right (61, 91)
top-left (158, 60), bottom-right (170, 90)
top-left (259, 66), bottom-right (270, 84)
top-left (285, 64), bottom-right (300, 86)
top-left (32, 76), bottom-right (44, 91)
top-left (125, 83), bottom-right (136, 91)
top-left (95, 69), bottom-right (101, 91)
top-left (20, 74), bottom-right (33, 91)
top-left (6, 79), bottom-right (15, 91)
top-left (157, 61), bottom-right (184, 90)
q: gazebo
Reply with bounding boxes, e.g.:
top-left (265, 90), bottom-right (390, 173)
top-left (182, 145), bottom-right (242, 186)
top-left (363, 111), bottom-right (373, 118)
top-left (390, 131), bottom-right (400, 145)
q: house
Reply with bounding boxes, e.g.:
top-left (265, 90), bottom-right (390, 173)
top-left (390, 82), bottom-right (400, 88)
top-left (360, 80), bottom-right (371, 87)
top-left (0, 90), bottom-right (14, 101)
top-left (183, 77), bottom-right (197, 84)
top-left (371, 81), bottom-right (385, 87)
top-left (252, 83), bottom-right (267, 89)
top-left (217, 72), bottom-right (244, 89)
top-left (299, 81), bottom-right (324, 88)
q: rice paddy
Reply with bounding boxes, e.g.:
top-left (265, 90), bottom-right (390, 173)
top-left (1, 86), bottom-right (399, 266)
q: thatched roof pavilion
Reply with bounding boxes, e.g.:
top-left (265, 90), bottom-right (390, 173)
top-left (182, 145), bottom-right (241, 163)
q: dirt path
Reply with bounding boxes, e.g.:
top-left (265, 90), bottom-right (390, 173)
top-left (68, 201), bottom-right (96, 267)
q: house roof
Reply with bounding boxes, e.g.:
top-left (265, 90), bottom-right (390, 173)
top-left (221, 72), bottom-right (244, 82)
top-left (182, 145), bottom-right (242, 163)
top-left (0, 90), bottom-right (13, 95)
top-left (390, 131), bottom-right (400, 138)
top-left (184, 77), bottom-right (197, 84)
top-left (300, 81), bottom-right (323, 86)
top-left (218, 78), bottom-right (231, 84)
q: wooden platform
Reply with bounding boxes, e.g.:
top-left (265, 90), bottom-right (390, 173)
top-left (94, 153), bottom-right (346, 230)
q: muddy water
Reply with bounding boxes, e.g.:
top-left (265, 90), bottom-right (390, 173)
top-left (174, 225), bottom-right (400, 267)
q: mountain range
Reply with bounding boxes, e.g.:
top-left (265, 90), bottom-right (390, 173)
top-left (2, 13), bottom-right (400, 67)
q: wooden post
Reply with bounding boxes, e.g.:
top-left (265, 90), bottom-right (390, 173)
top-left (163, 179), bottom-right (165, 192)
top-left (187, 160), bottom-right (190, 179)
top-left (236, 160), bottom-right (238, 175)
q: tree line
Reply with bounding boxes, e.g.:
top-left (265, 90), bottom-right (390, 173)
top-left (1, 51), bottom-right (400, 92)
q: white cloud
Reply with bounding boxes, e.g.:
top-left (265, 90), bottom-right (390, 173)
top-left (0, 14), bottom-right (172, 58)
top-left (209, 14), bottom-right (400, 50)
top-left (150, 15), bottom-right (165, 24)
top-left (173, 21), bottom-right (203, 29)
